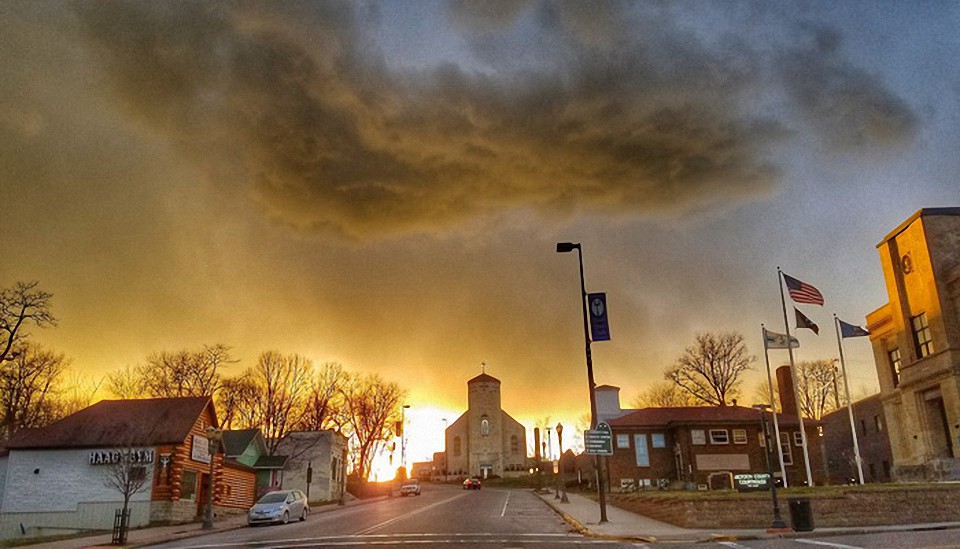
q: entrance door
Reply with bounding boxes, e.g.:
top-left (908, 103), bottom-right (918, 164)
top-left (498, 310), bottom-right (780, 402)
top-left (198, 473), bottom-right (210, 517)
top-left (480, 464), bottom-right (493, 479)
top-left (923, 391), bottom-right (954, 458)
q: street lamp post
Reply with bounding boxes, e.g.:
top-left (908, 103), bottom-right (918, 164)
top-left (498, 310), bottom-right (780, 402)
top-left (442, 418), bottom-right (449, 482)
top-left (556, 242), bottom-right (608, 523)
top-left (202, 426), bottom-right (222, 530)
top-left (556, 422), bottom-right (568, 503)
top-left (753, 405), bottom-right (787, 530)
top-left (401, 404), bottom-right (410, 479)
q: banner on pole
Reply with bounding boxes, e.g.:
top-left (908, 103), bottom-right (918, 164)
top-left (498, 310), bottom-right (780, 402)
top-left (588, 293), bottom-right (611, 341)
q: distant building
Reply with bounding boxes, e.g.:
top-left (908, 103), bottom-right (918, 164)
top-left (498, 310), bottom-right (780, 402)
top-left (0, 397), bottom-right (253, 540)
top-left (220, 428), bottom-right (286, 497)
top-left (866, 208), bottom-right (960, 481)
top-left (821, 394), bottom-right (893, 484)
top-left (445, 372), bottom-right (527, 478)
top-left (432, 451), bottom-right (447, 480)
top-left (410, 461), bottom-right (433, 480)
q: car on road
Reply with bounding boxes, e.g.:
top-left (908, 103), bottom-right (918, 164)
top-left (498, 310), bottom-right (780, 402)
top-left (400, 479), bottom-right (421, 496)
top-left (463, 477), bottom-right (481, 490)
top-left (248, 489), bottom-right (309, 526)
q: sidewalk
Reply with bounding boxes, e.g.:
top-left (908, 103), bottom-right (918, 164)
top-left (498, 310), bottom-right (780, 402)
top-left (536, 489), bottom-right (960, 543)
top-left (24, 496), bottom-right (381, 549)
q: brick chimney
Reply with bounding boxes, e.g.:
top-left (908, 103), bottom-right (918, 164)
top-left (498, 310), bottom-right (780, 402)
top-left (776, 365), bottom-right (798, 417)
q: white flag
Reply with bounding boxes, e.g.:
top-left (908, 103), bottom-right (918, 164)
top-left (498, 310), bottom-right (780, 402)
top-left (764, 328), bottom-right (799, 350)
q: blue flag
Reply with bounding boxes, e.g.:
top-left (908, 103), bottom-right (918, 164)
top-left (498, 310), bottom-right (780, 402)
top-left (839, 319), bottom-right (870, 338)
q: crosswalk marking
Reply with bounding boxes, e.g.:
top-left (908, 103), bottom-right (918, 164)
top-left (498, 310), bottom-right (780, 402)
top-left (795, 539), bottom-right (863, 549)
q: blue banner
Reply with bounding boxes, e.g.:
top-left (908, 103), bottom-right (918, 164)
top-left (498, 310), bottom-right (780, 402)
top-left (588, 292), bottom-right (611, 341)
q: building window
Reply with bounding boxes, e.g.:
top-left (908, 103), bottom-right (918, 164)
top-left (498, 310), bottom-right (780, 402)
top-left (874, 415), bottom-right (883, 433)
top-left (651, 433), bottom-right (666, 448)
top-left (180, 469), bottom-right (198, 501)
top-left (510, 435), bottom-right (519, 454)
top-left (732, 429), bottom-right (747, 445)
top-left (691, 430), bottom-right (706, 445)
top-left (480, 416), bottom-right (490, 436)
top-left (758, 432), bottom-right (766, 447)
top-left (793, 432), bottom-right (803, 447)
top-left (709, 429), bottom-right (729, 445)
top-left (860, 419), bottom-right (867, 437)
top-left (779, 433), bottom-right (793, 465)
top-left (634, 434), bottom-right (650, 467)
top-left (616, 434), bottom-right (630, 449)
top-left (453, 436), bottom-right (461, 457)
top-left (888, 348), bottom-right (902, 388)
top-left (912, 312), bottom-right (934, 358)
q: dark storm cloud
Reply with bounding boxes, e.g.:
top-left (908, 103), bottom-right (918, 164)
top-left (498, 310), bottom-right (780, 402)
top-left (73, 1), bottom-right (913, 239)
top-left (777, 26), bottom-right (918, 149)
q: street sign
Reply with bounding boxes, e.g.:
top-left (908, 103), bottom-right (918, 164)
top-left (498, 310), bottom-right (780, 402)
top-left (584, 421), bottom-right (613, 455)
top-left (588, 293), bottom-right (610, 341)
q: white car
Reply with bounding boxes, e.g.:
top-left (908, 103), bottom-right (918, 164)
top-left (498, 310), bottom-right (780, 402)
top-left (248, 489), bottom-right (309, 525)
top-left (400, 479), bottom-right (421, 496)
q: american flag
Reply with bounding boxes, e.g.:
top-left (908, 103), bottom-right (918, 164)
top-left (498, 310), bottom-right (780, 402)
top-left (782, 272), bottom-right (824, 305)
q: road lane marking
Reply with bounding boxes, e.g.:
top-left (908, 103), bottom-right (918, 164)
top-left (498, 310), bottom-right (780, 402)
top-left (501, 491), bottom-right (511, 517)
top-left (352, 493), bottom-right (469, 535)
top-left (717, 542), bottom-right (751, 548)
top-left (795, 540), bottom-right (863, 549)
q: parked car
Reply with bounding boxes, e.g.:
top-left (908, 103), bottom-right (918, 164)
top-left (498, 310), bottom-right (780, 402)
top-left (248, 489), bottom-right (309, 526)
top-left (400, 479), bottom-right (421, 496)
top-left (463, 477), bottom-right (481, 490)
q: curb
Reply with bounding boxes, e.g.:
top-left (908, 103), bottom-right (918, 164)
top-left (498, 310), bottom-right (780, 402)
top-left (534, 491), bottom-right (658, 545)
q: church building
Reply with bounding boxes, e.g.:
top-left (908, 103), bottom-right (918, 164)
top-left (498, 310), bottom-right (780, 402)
top-left (445, 371), bottom-right (527, 479)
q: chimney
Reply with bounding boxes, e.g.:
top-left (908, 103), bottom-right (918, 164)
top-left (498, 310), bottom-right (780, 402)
top-left (776, 365), bottom-right (798, 417)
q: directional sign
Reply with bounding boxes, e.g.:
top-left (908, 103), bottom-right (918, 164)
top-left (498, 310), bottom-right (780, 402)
top-left (584, 421), bottom-right (613, 455)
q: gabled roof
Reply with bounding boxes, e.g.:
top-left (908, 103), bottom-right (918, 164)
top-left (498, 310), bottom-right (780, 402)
top-left (221, 429), bottom-right (263, 457)
top-left (3, 396), bottom-right (214, 450)
top-left (254, 455), bottom-right (288, 469)
top-left (468, 373), bottom-right (500, 384)
top-left (607, 406), bottom-right (809, 428)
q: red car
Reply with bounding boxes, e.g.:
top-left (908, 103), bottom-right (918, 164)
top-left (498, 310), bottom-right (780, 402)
top-left (463, 477), bottom-right (481, 490)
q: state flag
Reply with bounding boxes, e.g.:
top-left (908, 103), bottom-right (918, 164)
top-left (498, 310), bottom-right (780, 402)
top-left (839, 319), bottom-right (870, 338)
top-left (763, 328), bottom-right (799, 350)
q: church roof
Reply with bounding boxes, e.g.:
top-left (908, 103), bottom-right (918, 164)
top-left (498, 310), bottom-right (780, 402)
top-left (468, 373), bottom-right (500, 384)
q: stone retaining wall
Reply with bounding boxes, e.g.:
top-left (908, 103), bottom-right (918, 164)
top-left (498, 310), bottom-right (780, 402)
top-left (608, 486), bottom-right (960, 529)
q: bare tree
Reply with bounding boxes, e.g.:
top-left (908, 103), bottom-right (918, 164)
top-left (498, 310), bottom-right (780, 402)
top-left (296, 362), bottom-right (346, 431)
top-left (101, 424), bottom-right (156, 541)
top-left (665, 332), bottom-right (755, 406)
top-left (0, 342), bottom-right (68, 439)
top-left (339, 372), bottom-right (405, 482)
top-left (632, 381), bottom-right (701, 408)
top-left (796, 360), bottom-right (840, 420)
top-left (106, 364), bottom-right (147, 399)
top-left (253, 351), bottom-right (312, 453)
top-left (215, 373), bottom-right (261, 430)
top-left (0, 281), bottom-right (56, 365)
top-left (751, 380), bottom-right (781, 412)
top-left (138, 344), bottom-right (234, 398)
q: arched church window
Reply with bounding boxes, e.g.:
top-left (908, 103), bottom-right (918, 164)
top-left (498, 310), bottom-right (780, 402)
top-left (511, 435), bottom-right (519, 454)
top-left (453, 436), bottom-right (461, 456)
top-left (481, 416), bottom-right (490, 436)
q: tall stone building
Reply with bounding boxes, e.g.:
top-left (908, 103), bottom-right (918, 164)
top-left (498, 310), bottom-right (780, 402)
top-left (444, 372), bottom-right (527, 478)
top-left (866, 207), bottom-right (960, 481)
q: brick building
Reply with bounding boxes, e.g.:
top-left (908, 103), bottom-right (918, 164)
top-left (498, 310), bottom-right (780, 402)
top-left (603, 370), bottom-right (824, 490)
top-left (0, 397), bottom-right (253, 540)
top-left (866, 207), bottom-right (960, 481)
top-left (821, 394), bottom-right (893, 484)
top-left (445, 372), bottom-right (527, 479)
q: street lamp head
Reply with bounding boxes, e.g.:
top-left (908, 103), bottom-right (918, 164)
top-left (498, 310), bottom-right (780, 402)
top-left (403, 404), bottom-right (411, 409)
top-left (556, 242), bottom-right (580, 253)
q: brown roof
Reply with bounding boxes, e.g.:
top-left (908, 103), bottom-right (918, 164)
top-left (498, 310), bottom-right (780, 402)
top-left (3, 396), bottom-right (214, 450)
top-left (607, 406), bottom-right (810, 428)
top-left (468, 373), bottom-right (500, 384)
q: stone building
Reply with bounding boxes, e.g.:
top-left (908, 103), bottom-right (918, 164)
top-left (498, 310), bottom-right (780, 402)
top-left (444, 372), bottom-right (527, 478)
top-left (866, 207), bottom-right (960, 481)
top-left (274, 430), bottom-right (347, 503)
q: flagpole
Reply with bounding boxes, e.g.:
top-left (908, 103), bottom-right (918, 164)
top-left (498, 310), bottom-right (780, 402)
top-left (778, 267), bottom-right (815, 486)
top-left (834, 314), bottom-right (865, 484)
top-left (762, 324), bottom-right (789, 487)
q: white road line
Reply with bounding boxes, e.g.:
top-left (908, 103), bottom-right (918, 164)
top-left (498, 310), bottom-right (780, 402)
top-left (717, 542), bottom-right (752, 549)
top-left (352, 493), bottom-right (469, 535)
top-left (794, 540), bottom-right (863, 549)
top-left (501, 491), bottom-right (511, 517)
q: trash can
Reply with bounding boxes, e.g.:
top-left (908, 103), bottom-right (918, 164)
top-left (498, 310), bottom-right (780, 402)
top-left (788, 498), bottom-right (814, 532)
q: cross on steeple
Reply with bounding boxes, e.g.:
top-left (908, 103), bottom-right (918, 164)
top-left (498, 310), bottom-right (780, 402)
top-left (481, 361), bottom-right (486, 375)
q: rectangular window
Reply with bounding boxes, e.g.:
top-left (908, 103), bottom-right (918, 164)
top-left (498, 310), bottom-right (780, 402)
top-left (912, 312), bottom-right (934, 358)
top-left (616, 434), bottom-right (630, 449)
top-left (634, 434), bottom-right (650, 467)
top-left (732, 429), bottom-right (747, 444)
top-left (779, 433), bottom-right (793, 465)
top-left (874, 415), bottom-right (883, 433)
top-left (709, 429), bottom-right (729, 445)
top-left (793, 432), bottom-right (803, 447)
top-left (758, 432), bottom-right (766, 447)
top-left (651, 433), bottom-right (666, 448)
top-left (691, 430), bottom-right (706, 445)
top-left (888, 348), bottom-right (902, 388)
top-left (860, 419), bottom-right (867, 437)
top-left (180, 469), bottom-right (198, 501)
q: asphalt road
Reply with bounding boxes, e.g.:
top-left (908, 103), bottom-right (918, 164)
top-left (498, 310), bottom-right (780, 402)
top-left (149, 484), bottom-right (637, 548)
